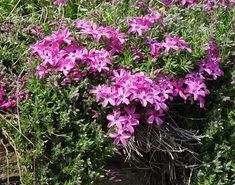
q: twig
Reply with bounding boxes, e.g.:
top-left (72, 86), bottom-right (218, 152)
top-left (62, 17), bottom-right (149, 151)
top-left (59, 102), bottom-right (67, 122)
top-left (1, 138), bottom-right (10, 184)
top-left (2, 128), bottom-right (24, 185)
top-left (0, 114), bottom-right (34, 146)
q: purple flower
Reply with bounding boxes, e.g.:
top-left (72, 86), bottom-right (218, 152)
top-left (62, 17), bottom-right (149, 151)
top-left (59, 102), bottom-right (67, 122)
top-left (185, 72), bottom-right (209, 108)
top-left (30, 25), bottom-right (44, 38)
top-left (199, 59), bottom-right (224, 80)
top-left (45, 28), bottom-right (74, 45)
top-left (132, 48), bottom-right (144, 61)
top-left (150, 42), bottom-right (163, 57)
top-left (107, 110), bottom-right (125, 129)
top-left (90, 85), bottom-right (106, 101)
top-left (37, 64), bottom-right (49, 78)
top-left (161, 0), bottom-right (173, 6)
top-left (115, 87), bottom-right (131, 105)
top-left (61, 70), bottom-right (85, 85)
top-left (162, 36), bottom-right (192, 53)
top-left (0, 88), bottom-right (5, 104)
top-left (128, 11), bottom-right (162, 36)
top-left (65, 46), bottom-right (87, 63)
top-left (179, 0), bottom-right (198, 6)
top-left (147, 110), bottom-right (164, 125)
top-left (137, 91), bottom-right (153, 107)
top-left (75, 19), bottom-right (126, 53)
top-left (100, 87), bottom-right (116, 107)
top-left (198, 40), bottom-right (224, 80)
top-left (128, 18), bottom-right (150, 36)
top-left (0, 99), bottom-right (16, 109)
top-left (172, 78), bottom-right (188, 100)
top-left (54, 0), bottom-right (68, 6)
top-left (124, 106), bottom-right (140, 119)
top-left (75, 19), bottom-right (91, 30)
top-left (86, 49), bottom-right (112, 73)
top-left (33, 27), bottom-right (114, 84)
top-left (162, 0), bottom-right (198, 6)
top-left (122, 115), bottom-right (139, 134)
top-left (109, 130), bottom-right (131, 146)
top-left (205, 0), bottom-right (234, 10)
top-left (56, 59), bottom-right (76, 76)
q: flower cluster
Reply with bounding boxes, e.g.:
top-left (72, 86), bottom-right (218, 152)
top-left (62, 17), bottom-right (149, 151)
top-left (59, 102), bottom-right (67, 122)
top-left (29, 25), bottom-right (44, 38)
top-left (161, 0), bottom-right (234, 8)
top-left (32, 28), bottom-right (113, 84)
top-left (128, 11), bottom-right (162, 36)
top-left (161, 0), bottom-right (198, 6)
top-left (205, 0), bottom-right (235, 10)
top-left (31, 8), bottom-right (224, 147)
top-left (54, 0), bottom-right (68, 6)
top-left (91, 69), bottom-right (173, 110)
top-left (0, 88), bottom-right (17, 110)
top-left (173, 72), bottom-right (209, 108)
top-left (148, 35), bottom-right (191, 57)
top-left (198, 40), bottom-right (224, 80)
top-left (91, 69), bottom-right (173, 145)
top-left (0, 72), bottom-right (28, 111)
top-left (91, 69), bottom-right (175, 145)
top-left (75, 19), bottom-right (126, 54)
top-left (91, 61), bottom-right (216, 145)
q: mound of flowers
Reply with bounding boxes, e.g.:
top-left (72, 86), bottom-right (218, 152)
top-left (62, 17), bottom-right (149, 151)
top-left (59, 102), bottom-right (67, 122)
top-left (1, 0), bottom-right (234, 184)
top-left (31, 7), bottom-right (223, 147)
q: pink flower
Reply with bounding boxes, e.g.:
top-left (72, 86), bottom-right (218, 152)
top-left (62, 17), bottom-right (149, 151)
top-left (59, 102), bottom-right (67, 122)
top-left (162, 0), bottom-right (198, 6)
top-left (124, 106), bottom-right (140, 119)
top-left (150, 42), bottom-right (163, 57)
top-left (137, 91), bottom-right (153, 107)
top-left (86, 49), bottom-right (112, 73)
top-left (37, 64), bottom-right (49, 78)
top-left (153, 95), bottom-right (168, 111)
top-left (172, 78), bottom-right (188, 100)
top-left (122, 116), bottom-right (139, 134)
top-left (0, 99), bottom-right (17, 109)
top-left (205, 0), bottom-right (234, 10)
top-left (75, 19), bottom-right (126, 53)
top-left (198, 40), bottom-right (223, 80)
top-left (75, 19), bottom-right (91, 30)
top-left (0, 88), bottom-right (5, 104)
top-left (109, 130), bottom-right (131, 146)
top-left (115, 88), bottom-right (131, 105)
top-left (100, 87), bottom-right (116, 107)
top-left (128, 18), bottom-right (150, 36)
top-left (65, 46), bottom-right (87, 63)
top-left (162, 36), bottom-right (192, 53)
top-left (147, 110), bottom-right (164, 125)
top-left (56, 59), bottom-right (76, 76)
top-left (61, 70), bottom-right (85, 85)
top-left (54, 0), bottom-right (68, 6)
top-left (185, 72), bottom-right (209, 108)
top-left (128, 11), bottom-right (162, 36)
top-left (45, 28), bottom-right (74, 45)
top-left (132, 48), bottom-right (144, 61)
top-left (199, 59), bottom-right (224, 80)
top-left (30, 25), bottom-right (44, 38)
top-left (163, 36), bottom-right (181, 52)
top-left (90, 85), bottom-right (107, 101)
top-left (107, 110), bottom-right (125, 129)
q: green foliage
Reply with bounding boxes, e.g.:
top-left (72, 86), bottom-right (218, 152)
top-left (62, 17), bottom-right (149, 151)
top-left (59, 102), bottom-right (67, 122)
top-left (0, 1), bottom-right (114, 184)
top-left (0, 75), bottom-right (113, 184)
top-left (193, 7), bottom-right (235, 183)
top-left (194, 63), bottom-right (235, 185)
